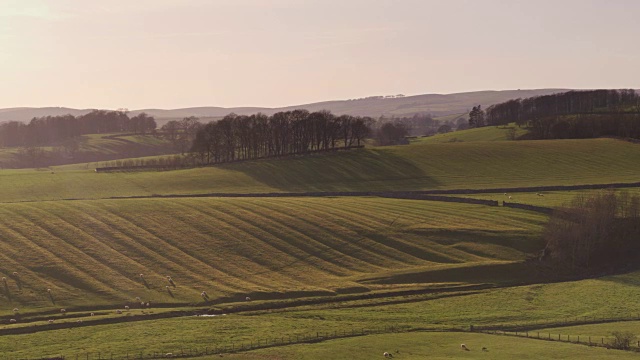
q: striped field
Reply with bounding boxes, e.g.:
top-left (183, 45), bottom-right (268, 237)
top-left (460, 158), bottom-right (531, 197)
top-left (0, 197), bottom-right (545, 312)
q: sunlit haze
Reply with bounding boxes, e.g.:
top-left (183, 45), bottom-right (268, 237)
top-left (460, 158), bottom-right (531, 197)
top-left (1, 0), bottom-right (639, 109)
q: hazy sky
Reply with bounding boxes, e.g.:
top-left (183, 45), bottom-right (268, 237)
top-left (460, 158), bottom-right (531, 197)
top-left (1, 0), bottom-right (639, 109)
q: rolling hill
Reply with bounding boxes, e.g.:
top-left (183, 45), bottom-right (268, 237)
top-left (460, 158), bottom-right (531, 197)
top-left (0, 89), bottom-right (568, 123)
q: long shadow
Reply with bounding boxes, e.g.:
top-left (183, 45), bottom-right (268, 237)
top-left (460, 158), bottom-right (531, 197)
top-left (218, 148), bottom-right (440, 192)
top-left (2, 280), bottom-right (11, 302)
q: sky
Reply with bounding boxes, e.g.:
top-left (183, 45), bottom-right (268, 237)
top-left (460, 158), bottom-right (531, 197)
top-left (1, 0), bottom-right (639, 109)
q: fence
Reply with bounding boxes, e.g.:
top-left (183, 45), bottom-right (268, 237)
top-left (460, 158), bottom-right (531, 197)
top-left (11, 324), bottom-right (425, 360)
top-left (479, 329), bottom-right (640, 352)
top-left (472, 313), bottom-right (640, 352)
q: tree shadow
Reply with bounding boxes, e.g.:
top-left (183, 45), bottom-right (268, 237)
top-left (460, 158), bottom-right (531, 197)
top-left (218, 148), bottom-right (439, 192)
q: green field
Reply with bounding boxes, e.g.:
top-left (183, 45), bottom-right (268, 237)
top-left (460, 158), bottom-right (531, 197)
top-left (1, 133), bottom-right (640, 358)
top-left (415, 125), bottom-right (528, 144)
top-left (0, 138), bottom-right (638, 202)
top-left (0, 197), bottom-right (546, 312)
top-left (0, 133), bottom-right (174, 169)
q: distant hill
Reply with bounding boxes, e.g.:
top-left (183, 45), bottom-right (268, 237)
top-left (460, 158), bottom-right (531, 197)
top-left (0, 89), bottom-right (569, 123)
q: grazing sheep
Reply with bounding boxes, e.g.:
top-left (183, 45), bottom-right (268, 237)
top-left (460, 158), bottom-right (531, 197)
top-left (13, 308), bottom-right (18, 313)
top-left (9, 319), bottom-right (16, 324)
top-left (47, 288), bottom-right (52, 293)
top-left (245, 296), bottom-right (251, 301)
top-left (124, 306), bottom-right (130, 311)
top-left (135, 296), bottom-right (141, 301)
top-left (90, 313), bottom-right (95, 316)
top-left (48, 320), bottom-right (54, 324)
top-left (146, 302), bottom-right (150, 307)
top-left (2, 277), bottom-right (6, 282)
top-left (139, 274), bottom-right (144, 278)
top-left (508, 196), bottom-right (512, 199)
top-left (537, 193), bottom-right (544, 197)
top-left (77, 320), bottom-right (83, 323)
top-left (165, 353), bottom-right (173, 358)
top-left (116, 310), bottom-right (122, 314)
top-left (461, 344), bottom-right (469, 351)
top-left (60, 309), bottom-right (66, 314)
top-left (140, 302), bottom-right (145, 307)
top-left (383, 352), bottom-right (393, 358)
top-left (504, 193), bottom-right (508, 196)
top-left (12, 272), bottom-right (18, 276)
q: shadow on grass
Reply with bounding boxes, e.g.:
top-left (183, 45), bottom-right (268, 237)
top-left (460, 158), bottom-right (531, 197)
top-left (219, 148), bottom-right (439, 192)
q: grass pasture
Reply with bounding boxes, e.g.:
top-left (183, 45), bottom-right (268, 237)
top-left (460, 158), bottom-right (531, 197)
top-left (0, 197), bottom-right (546, 312)
top-left (415, 124), bottom-right (529, 144)
top-left (1, 138), bottom-right (639, 202)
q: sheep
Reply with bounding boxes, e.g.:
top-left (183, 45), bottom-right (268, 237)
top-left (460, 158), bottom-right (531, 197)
top-left (116, 309), bottom-right (122, 314)
top-left (139, 274), bottom-right (144, 278)
top-left (9, 319), bottom-right (16, 324)
top-left (60, 309), bottom-right (66, 314)
top-left (13, 308), bottom-right (18, 313)
top-left (165, 353), bottom-right (173, 358)
top-left (90, 312), bottom-right (95, 316)
top-left (140, 302), bottom-right (145, 307)
top-left (47, 288), bottom-right (52, 293)
top-left (146, 302), bottom-right (150, 307)
top-left (504, 193), bottom-right (508, 196)
top-left (48, 319), bottom-right (54, 324)
top-left (12, 272), bottom-right (18, 276)
top-left (461, 344), bottom-right (469, 351)
top-left (2, 277), bottom-right (6, 282)
top-left (124, 305), bottom-right (130, 311)
top-left (537, 193), bottom-right (544, 197)
top-left (383, 352), bottom-right (393, 358)
top-left (77, 320), bottom-right (83, 323)
top-left (135, 296), bottom-right (141, 301)
top-left (245, 296), bottom-right (251, 301)
top-left (508, 196), bottom-right (512, 199)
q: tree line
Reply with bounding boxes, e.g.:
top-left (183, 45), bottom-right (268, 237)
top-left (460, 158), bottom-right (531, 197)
top-left (0, 110), bottom-right (157, 147)
top-left (481, 89), bottom-right (640, 139)
top-left (543, 191), bottom-right (640, 274)
top-left (190, 110), bottom-right (371, 164)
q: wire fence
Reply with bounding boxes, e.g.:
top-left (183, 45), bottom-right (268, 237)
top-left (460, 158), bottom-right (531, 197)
top-left (6, 324), bottom-right (432, 360)
top-left (479, 329), bottom-right (640, 352)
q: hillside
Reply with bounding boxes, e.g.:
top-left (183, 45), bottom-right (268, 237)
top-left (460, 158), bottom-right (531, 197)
top-left (0, 197), bottom-right (545, 310)
top-left (0, 89), bottom-right (567, 123)
top-left (0, 138), bottom-right (627, 202)
top-left (0, 133), bottom-right (174, 169)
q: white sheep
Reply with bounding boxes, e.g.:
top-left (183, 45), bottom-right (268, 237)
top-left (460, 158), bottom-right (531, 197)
top-left (146, 302), bottom-right (150, 307)
top-left (245, 296), bottom-right (251, 301)
top-left (60, 309), bottom-right (66, 314)
top-left (504, 193), bottom-right (507, 196)
top-left (90, 312), bottom-right (95, 316)
top-left (383, 351), bottom-right (393, 358)
top-left (2, 277), bottom-right (6, 281)
top-left (461, 344), bottom-right (469, 351)
top-left (12, 272), bottom-right (18, 276)
top-left (13, 308), bottom-right (18, 313)
top-left (135, 296), bottom-right (141, 301)
top-left (47, 288), bottom-right (52, 293)
top-left (165, 353), bottom-right (173, 358)
top-left (139, 274), bottom-right (144, 278)
top-left (124, 306), bottom-right (130, 311)
top-left (9, 319), bottom-right (16, 324)
top-left (77, 320), bottom-right (83, 323)
top-left (48, 319), bottom-right (54, 324)
top-left (508, 196), bottom-right (512, 199)
top-left (116, 310), bottom-right (122, 314)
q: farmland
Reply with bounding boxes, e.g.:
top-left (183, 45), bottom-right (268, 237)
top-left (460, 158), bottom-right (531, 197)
top-left (0, 132), bottom-right (639, 359)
